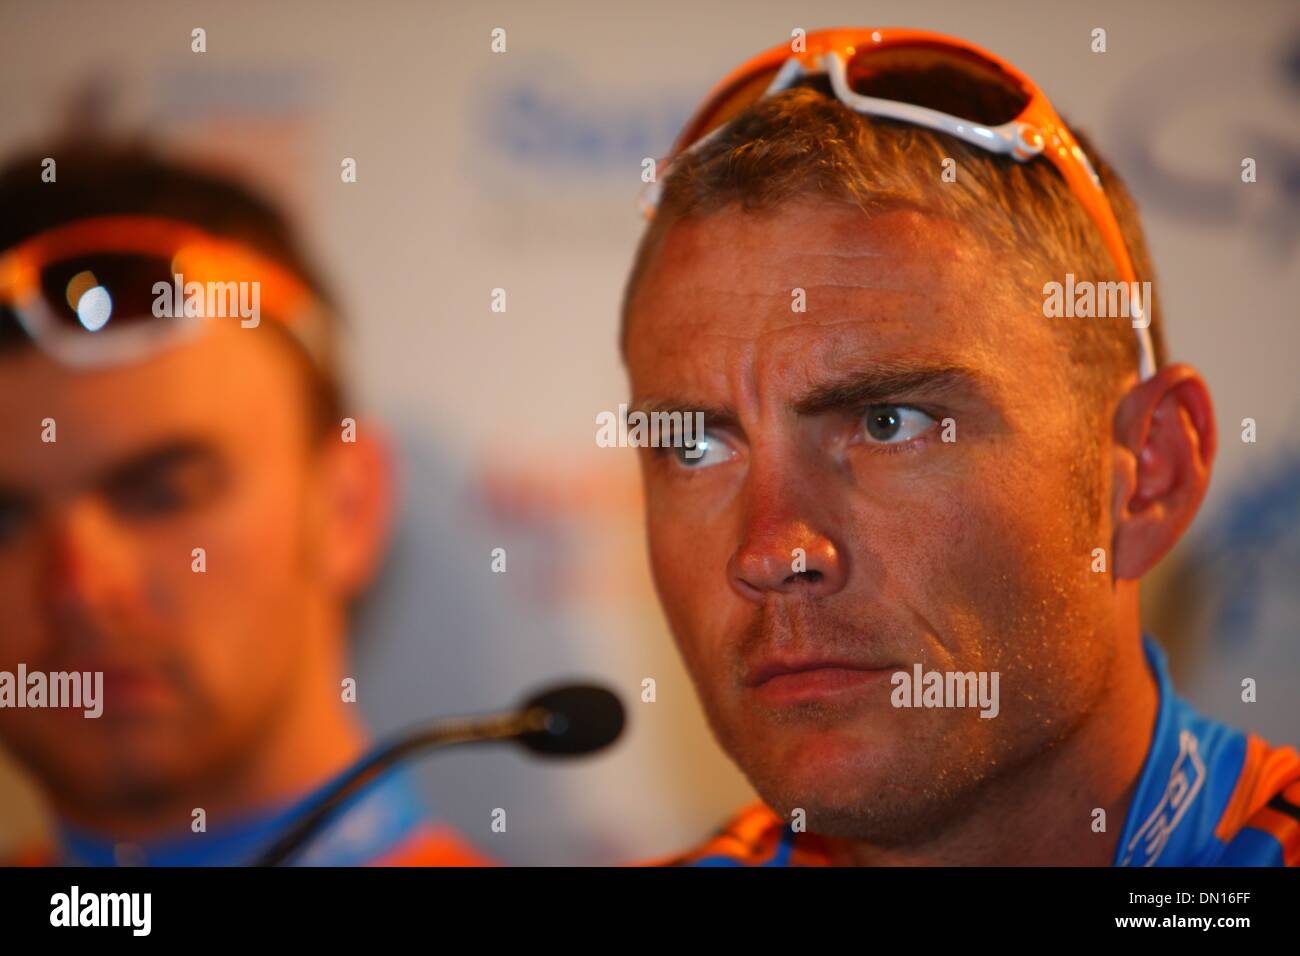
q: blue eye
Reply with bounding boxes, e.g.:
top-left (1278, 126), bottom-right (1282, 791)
top-left (672, 431), bottom-right (735, 469)
top-left (862, 405), bottom-right (935, 444)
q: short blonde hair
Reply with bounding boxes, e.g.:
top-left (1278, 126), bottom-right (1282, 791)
top-left (622, 82), bottom-right (1166, 394)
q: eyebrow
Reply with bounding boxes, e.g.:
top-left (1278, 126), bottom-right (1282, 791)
top-left (0, 440), bottom-right (225, 514)
top-left (627, 398), bottom-right (741, 432)
top-left (631, 362), bottom-right (985, 429)
top-left (792, 362), bottom-right (985, 416)
top-left (98, 440), bottom-right (226, 489)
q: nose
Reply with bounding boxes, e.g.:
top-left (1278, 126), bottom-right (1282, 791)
top-left (727, 470), bottom-right (848, 602)
top-left (40, 500), bottom-right (145, 623)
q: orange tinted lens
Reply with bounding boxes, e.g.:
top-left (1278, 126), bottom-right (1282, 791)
top-left (846, 43), bottom-right (1030, 126)
top-left (684, 64), bottom-right (784, 145)
top-left (39, 253), bottom-right (175, 331)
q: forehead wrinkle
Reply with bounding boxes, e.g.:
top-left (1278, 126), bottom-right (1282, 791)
top-left (655, 256), bottom-right (958, 301)
top-left (649, 217), bottom-right (963, 295)
top-left (631, 297), bottom-right (942, 407)
top-left (638, 279), bottom-right (939, 342)
top-left (632, 310), bottom-right (923, 393)
top-left (767, 246), bottom-right (966, 275)
top-left (633, 213), bottom-right (972, 337)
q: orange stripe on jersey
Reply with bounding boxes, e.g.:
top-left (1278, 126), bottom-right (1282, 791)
top-left (366, 825), bottom-right (492, 867)
top-left (1214, 735), bottom-right (1300, 844)
top-left (1244, 804), bottom-right (1300, 866)
top-left (661, 803), bottom-right (786, 866)
top-left (654, 803), bottom-right (834, 866)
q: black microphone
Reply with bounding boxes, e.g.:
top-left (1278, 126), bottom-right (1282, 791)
top-left (516, 684), bottom-right (626, 756)
top-left (254, 683), bottom-right (625, 866)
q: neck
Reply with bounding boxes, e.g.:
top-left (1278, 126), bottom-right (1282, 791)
top-left (830, 617), bottom-right (1157, 866)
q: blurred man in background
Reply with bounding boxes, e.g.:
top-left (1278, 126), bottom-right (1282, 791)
top-left (625, 29), bottom-right (1300, 867)
top-left (0, 140), bottom-right (482, 865)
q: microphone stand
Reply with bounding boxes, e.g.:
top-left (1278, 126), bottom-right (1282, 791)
top-left (254, 707), bottom-right (550, 867)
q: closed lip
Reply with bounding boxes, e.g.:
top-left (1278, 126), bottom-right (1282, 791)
top-left (743, 657), bottom-right (897, 689)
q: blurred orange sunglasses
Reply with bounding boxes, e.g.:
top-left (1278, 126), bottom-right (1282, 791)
top-left (642, 27), bottom-right (1157, 380)
top-left (0, 215), bottom-right (326, 369)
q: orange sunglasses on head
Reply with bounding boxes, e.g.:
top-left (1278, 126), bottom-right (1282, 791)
top-left (642, 27), bottom-right (1157, 380)
top-left (0, 215), bottom-right (327, 369)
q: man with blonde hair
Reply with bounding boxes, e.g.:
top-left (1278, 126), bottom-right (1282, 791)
top-left (623, 29), bottom-right (1299, 867)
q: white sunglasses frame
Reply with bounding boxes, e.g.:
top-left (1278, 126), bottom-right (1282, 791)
top-left (9, 286), bottom-right (205, 369)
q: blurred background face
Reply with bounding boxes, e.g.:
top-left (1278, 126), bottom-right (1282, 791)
top-left (626, 200), bottom-right (1127, 841)
top-left (0, 325), bottom-right (332, 813)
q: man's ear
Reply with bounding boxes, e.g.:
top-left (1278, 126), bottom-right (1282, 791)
top-left (313, 420), bottom-right (398, 598)
top-left (1110, 363), bottom-right (1216, 580)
